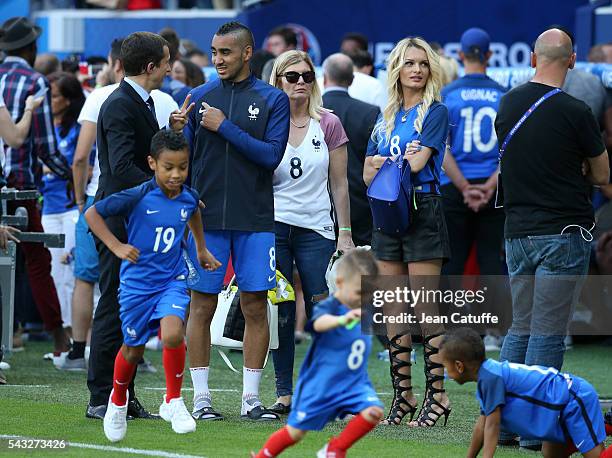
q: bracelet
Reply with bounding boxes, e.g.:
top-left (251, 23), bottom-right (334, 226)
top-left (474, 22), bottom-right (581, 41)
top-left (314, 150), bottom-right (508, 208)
top-left (339, 227), bottom-right (352, 232)
top-left (76, 200), bottom-right (85, 206)
top-left (337, 316), bottom-right (348, 326)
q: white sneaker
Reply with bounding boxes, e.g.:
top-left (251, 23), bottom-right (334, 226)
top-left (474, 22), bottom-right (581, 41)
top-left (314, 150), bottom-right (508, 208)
top-left (53, 353), bottom-right (86, 371)
top-left (316, 444), bottom-right (332, 458)
top-left (0, 361), bottom-right (10, 370)
top-left (145, 336), bottom-right (163, 351)
top-left (159, 396), bottom-right (196, 434)
top-left (103, 391), bottom-right (128, 442)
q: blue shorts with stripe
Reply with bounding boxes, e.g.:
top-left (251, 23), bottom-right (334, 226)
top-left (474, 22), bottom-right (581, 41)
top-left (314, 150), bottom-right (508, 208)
top-left (186, 230), bottom-right (275, 294)
top-left (561, 377), bottom-right (606, 453)
top-left (119, 280), bottom-right (189, 347)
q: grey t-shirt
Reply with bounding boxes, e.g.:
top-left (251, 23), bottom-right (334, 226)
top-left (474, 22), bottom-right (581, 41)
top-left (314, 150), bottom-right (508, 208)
top-left (562, 69), bottom-right (607, 124)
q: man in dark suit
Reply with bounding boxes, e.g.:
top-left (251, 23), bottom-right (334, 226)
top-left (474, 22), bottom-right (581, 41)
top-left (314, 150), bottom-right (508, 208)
top-left (87, 31), bottom-right (192, 419)
top-left (322, 53), bottom-right (380, 246)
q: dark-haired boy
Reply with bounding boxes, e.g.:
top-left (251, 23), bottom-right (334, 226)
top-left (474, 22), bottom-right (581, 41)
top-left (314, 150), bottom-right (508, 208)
top-left (86, 130), bottom-right (220, 442)
top-left (440, 328), bottom-right (611, 458)
top-left (252, 250), bottom-right (383, 458)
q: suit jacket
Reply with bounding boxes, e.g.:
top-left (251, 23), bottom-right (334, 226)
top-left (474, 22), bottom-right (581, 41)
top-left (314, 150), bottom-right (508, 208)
top-left (96, 79), bottom-right (159, 202)
top-left (323, 89), bottom-right (380, 246)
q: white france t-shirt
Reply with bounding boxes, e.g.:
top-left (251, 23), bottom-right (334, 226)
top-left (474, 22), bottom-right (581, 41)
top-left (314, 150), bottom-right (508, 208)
top-left (273, 110), bottom-right (348, 240)
top-left (78, 83), bottom-right (179, 197)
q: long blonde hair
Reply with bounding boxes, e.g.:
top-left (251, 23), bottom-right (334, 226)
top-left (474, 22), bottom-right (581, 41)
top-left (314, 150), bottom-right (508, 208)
top-left (269, 50), bottom-right (327, 121)
top-left (375, 37), bottom-right (443, 145)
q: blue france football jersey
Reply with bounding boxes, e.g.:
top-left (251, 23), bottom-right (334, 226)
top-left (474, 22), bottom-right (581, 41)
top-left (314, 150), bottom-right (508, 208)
top-left (366, 101), bottom-right (448, 187)
top-left (293, 297), bottom-right (376, 402)
top-left (440, 74), bottom-right (506, 186)
top-left (95, 178), bottom-right (199, 294)
top-left (477, 359), bottom-right (576, 442)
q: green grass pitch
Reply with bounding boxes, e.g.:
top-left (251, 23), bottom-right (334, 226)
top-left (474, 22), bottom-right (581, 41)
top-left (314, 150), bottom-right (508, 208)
top-left (0, 341), bottom-right (610, 457)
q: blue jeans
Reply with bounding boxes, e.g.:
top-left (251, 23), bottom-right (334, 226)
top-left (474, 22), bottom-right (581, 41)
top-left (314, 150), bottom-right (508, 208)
top-left (499, 232), bottom-right (590, 446)
top-left (271, 222), bottom-right (335, 397)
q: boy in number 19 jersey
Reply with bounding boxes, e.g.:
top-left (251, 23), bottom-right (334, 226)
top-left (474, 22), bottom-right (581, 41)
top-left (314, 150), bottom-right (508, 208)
top-left (252, 250), bottom-right (383, 458)
top-left (85, 130), bottom-right (221, 442)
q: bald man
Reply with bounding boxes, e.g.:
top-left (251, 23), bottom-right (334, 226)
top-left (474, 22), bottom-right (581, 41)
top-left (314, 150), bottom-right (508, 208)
top-left (322, 53), bottom-right (379, 246)
top-left (493, 28), bottom-right (609, 451)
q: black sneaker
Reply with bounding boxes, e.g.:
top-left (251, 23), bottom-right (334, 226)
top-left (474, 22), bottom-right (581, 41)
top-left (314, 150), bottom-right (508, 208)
top-left (127, 397), bottom-right (160, 419)
top-left (85, 403), bottom-right (107, 420)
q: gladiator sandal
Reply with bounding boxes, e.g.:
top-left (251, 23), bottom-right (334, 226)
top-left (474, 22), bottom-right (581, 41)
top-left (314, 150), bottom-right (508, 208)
top-left (383, 335), bottom-right (417, 425)
top-left (413, 333), bottom-right (451, 427)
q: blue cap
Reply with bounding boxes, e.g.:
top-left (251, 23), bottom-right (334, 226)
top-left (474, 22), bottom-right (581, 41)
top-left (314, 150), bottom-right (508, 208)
top-left (461, 28), bottom-right (490, 61)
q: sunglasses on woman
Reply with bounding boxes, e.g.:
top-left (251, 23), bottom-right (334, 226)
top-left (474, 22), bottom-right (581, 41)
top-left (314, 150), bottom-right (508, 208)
top-left (280, 71), bottom-right (316, 84)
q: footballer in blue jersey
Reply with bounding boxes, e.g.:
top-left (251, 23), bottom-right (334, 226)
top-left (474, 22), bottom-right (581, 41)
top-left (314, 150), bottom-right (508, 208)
top-left (439, 27), bottom-right (507, 278)
top-left (252, 250), bottom-right (383, 458)
top-left (86, 130), bottom-right (220, 443)
top-left (440, 328), bottom-right (610, 458)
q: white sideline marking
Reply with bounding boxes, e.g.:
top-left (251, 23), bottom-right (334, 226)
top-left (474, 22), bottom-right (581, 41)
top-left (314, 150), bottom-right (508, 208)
top-left (143, 387), bottom-right (238, 392)
top-left (1, 384), bottom-right (51, 388)
top-left (0, 435), bottom-right (206, 458)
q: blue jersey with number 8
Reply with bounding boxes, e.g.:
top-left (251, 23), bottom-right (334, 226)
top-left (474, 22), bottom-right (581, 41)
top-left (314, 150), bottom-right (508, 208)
top-left (366, 101), bottom-right (448, 187)
top-left (95, 178), bottom-right (199, 294)
top-left (441, 74), bottom-right (506, 185)
top-left (293, 297), bottom-right (374, 402)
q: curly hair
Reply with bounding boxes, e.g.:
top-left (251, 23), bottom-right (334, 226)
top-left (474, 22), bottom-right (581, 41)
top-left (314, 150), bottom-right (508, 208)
top-left (373, 37), bottom-right (443, 146)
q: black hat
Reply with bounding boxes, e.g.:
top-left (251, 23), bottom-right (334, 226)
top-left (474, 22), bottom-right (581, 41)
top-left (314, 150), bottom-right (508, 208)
top-left (0, 17), bottom-right (42, 51)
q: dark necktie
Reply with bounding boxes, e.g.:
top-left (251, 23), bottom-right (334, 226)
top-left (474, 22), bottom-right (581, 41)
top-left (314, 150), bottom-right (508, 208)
top-left (146, 96), bottom-right (157, 123)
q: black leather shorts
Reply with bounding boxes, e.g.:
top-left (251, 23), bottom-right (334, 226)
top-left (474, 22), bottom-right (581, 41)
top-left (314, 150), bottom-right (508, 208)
top-left (371, 194), bottom-right (451, 263)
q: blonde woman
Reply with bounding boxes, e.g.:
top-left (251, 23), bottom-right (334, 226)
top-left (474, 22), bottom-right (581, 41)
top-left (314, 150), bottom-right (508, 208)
top-left (268, 50), bottom-right (353, 414)
top-left (364, 37), bottom-right (451, 427)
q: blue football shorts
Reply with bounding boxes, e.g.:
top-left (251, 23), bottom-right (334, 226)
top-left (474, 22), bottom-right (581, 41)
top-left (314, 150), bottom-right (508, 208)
top-left (118, 280), bottom-right (189, 347)
top-left (288, 383), bottom-right (382, 431)
top-left (562, 377), bottom-right (606, 454)
top-left (186, 230), bottom-right (275, 294)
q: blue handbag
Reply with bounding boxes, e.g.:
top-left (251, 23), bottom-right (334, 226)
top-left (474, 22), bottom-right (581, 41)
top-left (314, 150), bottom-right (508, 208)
top-left (367, 154), bottom-right (412, 235)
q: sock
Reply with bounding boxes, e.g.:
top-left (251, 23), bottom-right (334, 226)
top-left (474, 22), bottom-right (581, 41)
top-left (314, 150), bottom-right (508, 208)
top-left (163, 342), bottom-right (186, 402)
top-left (69, 341), bottom-right (86, 360)
top-left (329, 413), bottom-right (376, 452)
top-left (601, 445), bottom-right (612, 458)
top-left (606, 423), bottom-right (612, 436)
top-left (190, 366), bottom-right (211, 410)
top-left (243, 367), bottom-right (263, 401)
top-left (256, 427), bottom-right (297, 458)
top-left (111, 350), bottom-right (136, 405)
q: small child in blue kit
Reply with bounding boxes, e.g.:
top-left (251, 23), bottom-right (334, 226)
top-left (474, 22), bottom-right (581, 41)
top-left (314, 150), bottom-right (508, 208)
top-left (439, 328), bottom-right (611, 458)
top-left (86, 130), bottom-right (221, 442)
top-left (252, 249), bottom-right (384, 458)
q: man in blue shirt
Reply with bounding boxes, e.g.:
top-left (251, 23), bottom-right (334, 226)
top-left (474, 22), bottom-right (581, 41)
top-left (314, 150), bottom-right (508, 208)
top-left (252, 250), bottom-right (383, 457)
top-left (440, 328), bottom-right (610, 458)
top-left (440, 28), bottom-right (506, 278)
top-left (86, 130), bottom-right (220, 442)
top-left (184, 21), bottom-right (290, 421)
